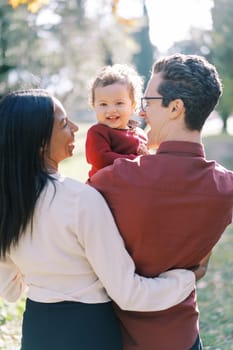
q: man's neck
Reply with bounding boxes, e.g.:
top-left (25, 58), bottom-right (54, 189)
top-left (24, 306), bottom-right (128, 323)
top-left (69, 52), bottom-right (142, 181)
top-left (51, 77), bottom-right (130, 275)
top-left (163, 124), bottom-right (202, 144)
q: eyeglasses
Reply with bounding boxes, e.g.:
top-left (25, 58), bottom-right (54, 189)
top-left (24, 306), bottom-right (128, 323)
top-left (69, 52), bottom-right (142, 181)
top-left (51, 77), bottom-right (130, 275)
top-left (141, 97), bottom-right (163, 112)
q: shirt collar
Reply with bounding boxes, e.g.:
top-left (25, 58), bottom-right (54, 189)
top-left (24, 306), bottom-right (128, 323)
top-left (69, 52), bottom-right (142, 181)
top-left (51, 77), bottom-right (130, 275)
top-left (157, 141), bottom-right (205, 158)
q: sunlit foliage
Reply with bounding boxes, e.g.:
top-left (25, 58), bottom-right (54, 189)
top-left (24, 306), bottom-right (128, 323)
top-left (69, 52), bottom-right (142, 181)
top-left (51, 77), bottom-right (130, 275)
top-left (112, 0), bottom-right (140, 27)
top-left (8, 0), bottom-right (48, 13)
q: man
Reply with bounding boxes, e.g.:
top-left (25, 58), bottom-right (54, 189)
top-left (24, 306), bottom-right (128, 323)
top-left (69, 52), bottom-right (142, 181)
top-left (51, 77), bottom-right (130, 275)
top-left (88, 54), bottom-right (233, 350)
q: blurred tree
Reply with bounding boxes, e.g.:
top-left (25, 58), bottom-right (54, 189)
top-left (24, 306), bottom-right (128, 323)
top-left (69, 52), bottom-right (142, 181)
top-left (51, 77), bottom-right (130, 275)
top-left (168, 28), bottom-right (212, 62)
top-left (0, 5), bottom-right (13, 75)
top-left (217, 77), bottom-right (233, 133)
top-left (130, 3), bottom-right (156, 127)
top-left (3, 0), bottom-right (160, 121)
top-left (111, 0), bottom-right (157, 88)
top-left (211, 0), bottom-right (233, 133)
top-left (0, 3), bottom-right (43, 97)
top-left (132, 3), bottom-right (155, 89)
top-left (47, 0), bottom-right (139, 115)
top-left (0, 4), bottom-right (12, 98)
top-left (112, 0), bottom-right (157, 128)
top-left (1, 0), bottom-right (139, 119)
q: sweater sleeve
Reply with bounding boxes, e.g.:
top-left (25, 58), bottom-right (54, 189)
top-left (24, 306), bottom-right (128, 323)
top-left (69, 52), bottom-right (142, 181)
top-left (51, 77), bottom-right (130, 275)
top-left (77, 186), bottom-right (195, 311)
top-left (0, 255), bottom-right (27, 302)
top-left (85, 126), bottom-right (137, 172)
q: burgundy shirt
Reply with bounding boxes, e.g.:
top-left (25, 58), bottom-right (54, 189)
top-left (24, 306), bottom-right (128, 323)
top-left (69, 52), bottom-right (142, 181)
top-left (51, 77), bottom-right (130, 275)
top-left (85, 122), bottom-right (147, 177)
top-left (89, 141), bottom-right (233, 350)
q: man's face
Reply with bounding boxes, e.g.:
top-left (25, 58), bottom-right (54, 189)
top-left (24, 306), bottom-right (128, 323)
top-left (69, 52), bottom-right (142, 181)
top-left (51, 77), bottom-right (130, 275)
top-left (141, 73), bottom-right (171, 149)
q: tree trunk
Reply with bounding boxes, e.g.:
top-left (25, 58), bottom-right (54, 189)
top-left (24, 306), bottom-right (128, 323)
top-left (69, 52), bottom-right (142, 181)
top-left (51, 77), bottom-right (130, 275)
top-left (222, 115), bottom-right (228, 134)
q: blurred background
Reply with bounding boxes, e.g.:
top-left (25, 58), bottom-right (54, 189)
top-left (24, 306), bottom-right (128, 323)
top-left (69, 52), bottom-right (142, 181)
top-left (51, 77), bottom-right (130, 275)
top-left (1, 0), bottom-right (233, 133)
top-left (0, 1), bottom-right (233, 349)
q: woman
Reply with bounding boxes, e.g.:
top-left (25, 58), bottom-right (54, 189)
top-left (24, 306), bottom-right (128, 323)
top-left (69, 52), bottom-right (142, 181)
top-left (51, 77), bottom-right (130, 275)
top-left (0, 89), bottom-right (195, 350)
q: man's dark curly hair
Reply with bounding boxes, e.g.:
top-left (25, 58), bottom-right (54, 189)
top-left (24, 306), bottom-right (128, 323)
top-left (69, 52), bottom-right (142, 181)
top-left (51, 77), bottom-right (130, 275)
top-left (152, 54), bottom-right (222, 131)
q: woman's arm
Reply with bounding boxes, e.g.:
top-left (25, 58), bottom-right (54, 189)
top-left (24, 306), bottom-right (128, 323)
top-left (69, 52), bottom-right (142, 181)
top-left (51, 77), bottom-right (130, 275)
top-left (77, 185), bottom-right (195, 312)
top-left (0, 255), bottom-right (27, 302)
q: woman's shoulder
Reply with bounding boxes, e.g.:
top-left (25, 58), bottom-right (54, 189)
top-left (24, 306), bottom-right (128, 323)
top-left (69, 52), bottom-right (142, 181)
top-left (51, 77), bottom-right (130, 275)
top-left (43, 175), bottom-right (104, 213)
top-left (54, 174), bottom-right (102, 198)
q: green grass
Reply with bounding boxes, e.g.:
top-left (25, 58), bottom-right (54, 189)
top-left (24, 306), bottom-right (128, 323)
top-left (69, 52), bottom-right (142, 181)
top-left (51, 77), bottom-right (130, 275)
top-left (196, 133), bottom-right (233, 349)
top-left (0, 298), bottom-right (25, 349)
top-left (197, 225), bottom-right (233, 349)
top-left (0, 127), bottom-right (233, 349)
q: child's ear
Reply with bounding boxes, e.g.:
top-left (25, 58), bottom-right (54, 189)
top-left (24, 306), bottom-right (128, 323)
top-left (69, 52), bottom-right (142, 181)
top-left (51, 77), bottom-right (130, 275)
top-left (132, 101), bottom-right (137, 111)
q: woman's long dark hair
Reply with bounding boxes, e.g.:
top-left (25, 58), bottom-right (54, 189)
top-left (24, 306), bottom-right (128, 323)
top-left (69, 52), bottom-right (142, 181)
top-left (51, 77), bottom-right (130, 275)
top-left (0, 89), bottom-right (55, 258)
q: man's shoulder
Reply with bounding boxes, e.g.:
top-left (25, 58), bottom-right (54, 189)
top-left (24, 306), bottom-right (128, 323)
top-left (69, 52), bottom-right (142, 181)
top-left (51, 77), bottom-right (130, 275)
top-left (213, 162), bottom-right (233, 191)
top-left (103, 156), bottom-right (149, 183)
top-left (214, 161), bottom-right (233, 174)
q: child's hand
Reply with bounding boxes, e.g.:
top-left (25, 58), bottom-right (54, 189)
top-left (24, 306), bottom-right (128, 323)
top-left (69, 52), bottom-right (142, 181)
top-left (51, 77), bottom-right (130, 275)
top-left (137, 143), bottom-right (150, 155)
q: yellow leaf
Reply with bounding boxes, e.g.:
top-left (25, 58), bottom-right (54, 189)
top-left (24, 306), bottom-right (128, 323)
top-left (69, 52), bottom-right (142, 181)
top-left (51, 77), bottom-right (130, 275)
top-left (112, 0), bottom-right (139, 27)
top-left (28, 2), bottom-right (40, 12)
top-left (8, 0), bottom-right (49, 12)
top-left (8, 0), bottom-right (20, 8)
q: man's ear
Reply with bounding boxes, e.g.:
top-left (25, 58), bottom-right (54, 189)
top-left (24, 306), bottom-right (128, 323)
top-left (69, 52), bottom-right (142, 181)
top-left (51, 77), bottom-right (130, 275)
top-left (169, 99), bottom-right (184, 120)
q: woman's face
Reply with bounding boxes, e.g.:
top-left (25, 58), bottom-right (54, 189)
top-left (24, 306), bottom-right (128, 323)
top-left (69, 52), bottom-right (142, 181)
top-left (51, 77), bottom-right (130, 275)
top-left (45, 98), bottom-right (79, 170)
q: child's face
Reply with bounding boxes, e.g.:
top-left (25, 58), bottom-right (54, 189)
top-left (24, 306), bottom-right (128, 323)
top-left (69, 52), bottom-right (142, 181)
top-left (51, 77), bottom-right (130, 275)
top-left (93, 83), bottom-right (135, 129)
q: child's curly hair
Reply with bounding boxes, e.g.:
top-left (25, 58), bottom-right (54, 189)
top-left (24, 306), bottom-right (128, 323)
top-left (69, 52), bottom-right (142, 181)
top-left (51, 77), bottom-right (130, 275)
top-left (89, 64), bottom-right (144, 111)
